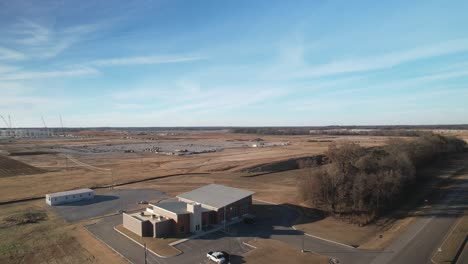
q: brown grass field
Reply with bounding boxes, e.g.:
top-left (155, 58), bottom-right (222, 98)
top-left (0, 129), bottom-right (467, 263)
top-left (0, 200), bottom-right (125, 264)
top-left (243, 239), bottom-right (329, 264)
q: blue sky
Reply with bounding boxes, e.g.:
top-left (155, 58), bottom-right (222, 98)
top-left (0, 0), bottom-right (467, 127)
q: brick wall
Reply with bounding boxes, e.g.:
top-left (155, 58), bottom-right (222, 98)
top-left (154, 219), bottom-right (173, 238)
top-left (214, 195), bottom-right (252, 224)
top-left (175, 213), bottom-right (190, 236)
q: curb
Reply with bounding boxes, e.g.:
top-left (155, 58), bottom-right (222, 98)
top-left (171, 218), bottom-right (244, 246)
top-left (252, 198), bottom-right (355, 250)
top-left (169, 238), bottom-right (189, 246)
top-left (431, 216), bottom-right (465, 264)
top-left (292, 225), bottom-right (355, 249)
top-left (113, 226), bottom-right (182, 258)
top-left (242, 241), bottom-right (257, 249)
top-left (83, 226), bottom-right (134, 264)
top-left (253, 198), bottom-right (279, 205)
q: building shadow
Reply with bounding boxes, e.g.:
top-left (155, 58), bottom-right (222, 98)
top-left (194, 202), bottom-right (325, 241)
top-left (54, 195), bottom-right (119, 207)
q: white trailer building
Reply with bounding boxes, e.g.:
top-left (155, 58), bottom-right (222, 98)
top-left (45, 188), bottom-right (94, 206)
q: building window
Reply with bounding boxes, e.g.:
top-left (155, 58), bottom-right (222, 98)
top-left (196, 224), bottom-right (200, 231)
top-left (48, 197), bottom-right (51, 201)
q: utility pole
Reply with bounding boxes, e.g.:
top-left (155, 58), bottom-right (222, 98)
top-left (60, 114), bottom-right (64, 136)
top-left (0, 115), bottom-right (11, 137)
top-left (224, 206), bottom-right (226, 231)
top-left (41, 115), bottom-right (48, 137)
top-left (8, 115), bottom-right (13, 137)
top-left (144, 243), bottom-right (147, 264)
top-left (301, 231), bottom-right (305, 253)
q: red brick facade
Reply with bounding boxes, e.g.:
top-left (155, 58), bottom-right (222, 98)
top-left (214, 195), bottom-right (252, 224)
top-left (174, 213), bottom-right (190, 236)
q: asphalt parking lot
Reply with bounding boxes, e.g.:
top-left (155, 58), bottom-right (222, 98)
top-left (86, 214), bottom-right (252, 264)
top-left (52, 188), bottom-right (167, 222)
top-left (174, 231), bottom-right (252, 264)
top-left (84, 200), bottom-right (299, 264)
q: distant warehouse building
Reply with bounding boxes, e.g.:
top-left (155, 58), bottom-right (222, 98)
top-left (123, 184), bottom-right (254, 238)
top-left (45, 188), bottom-right (94, 206)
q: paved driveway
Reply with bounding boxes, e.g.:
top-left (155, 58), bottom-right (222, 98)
top-left (86, 215), bottom-right (251, 264)
top-left (86, 200), bottom-right (379, 264)
top-left (52, 188), bottom-right (167, 222)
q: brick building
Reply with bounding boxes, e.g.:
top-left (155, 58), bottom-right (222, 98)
top-left (122, 184), bottom-right (254, 238)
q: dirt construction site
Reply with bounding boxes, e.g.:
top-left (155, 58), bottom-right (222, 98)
top-left (0, 129), bottom-right (467, 264)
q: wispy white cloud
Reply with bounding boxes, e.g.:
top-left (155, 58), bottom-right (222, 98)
top-left (91, 55), bottom-right (204, 67)
top-left (4, 20), bottom-right (106, 59)
top-left (10, 20), bottom-right (51, 46)
top-left (113, 82), bottom-right (287, 119)
top-left (273, 38), bottom-right (468, 79)
top-left (0, 66), bottom-right (98, 81)
top-left (0, 64), bottom-right (20, 73)
top-left (0, 47), bottom-right (26, 60)
top-left (111, 79), bottom-right (206, 102)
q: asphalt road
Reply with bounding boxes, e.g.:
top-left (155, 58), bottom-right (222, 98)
top-left (238, 202), bottom-right (381, 264)
top-left (370, 174), bottom-right (468, 264)
top-left (86, 214), bottom-right (251, 264)
top-left (87, 201), bottom-right (381, 264)
top-left (84, 180), bottom-right (467, 264)
top-left (53, 188), bottom-right (167, 222)
top-left (456, 242), bottom-right (467, 264)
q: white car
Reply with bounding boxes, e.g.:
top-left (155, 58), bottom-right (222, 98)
top-left (207, 251), bottom-right (226, 263)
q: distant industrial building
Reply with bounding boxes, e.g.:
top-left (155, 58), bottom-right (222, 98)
top-left (45, 188), bottom-right (94, 206)
top-left (123, 184), bottom-right (254, 238)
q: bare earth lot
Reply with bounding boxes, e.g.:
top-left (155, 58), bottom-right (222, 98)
top-left (0, 131), bottom-right (391, 203)
top-left (0, 130), bottom-right (467, 263)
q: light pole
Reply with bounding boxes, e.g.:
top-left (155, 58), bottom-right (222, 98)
top-left (144, 243), bottom-right (147, 264)
top-left (301, 231), bottom-right (305, 253)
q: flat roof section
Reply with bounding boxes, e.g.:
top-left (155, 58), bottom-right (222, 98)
top-left (152, 202), bottom-right (189, 215)
top-left (177, 184), bottom-right (254, 210)
top-left (127, 211), bottom-right (168, 224)
top-left (46, 188), bottom-right (94, 198)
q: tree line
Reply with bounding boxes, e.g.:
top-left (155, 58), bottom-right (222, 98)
top-left (299, 134), bottom-right (466, 224)
top-left (231, 127), bottom-right (445, 137)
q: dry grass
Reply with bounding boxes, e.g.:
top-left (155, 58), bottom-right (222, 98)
top-left (0, 130), bottom-right (463, 262)
top-left (295, 216), bottom-right (379, 247)
top-left (431, 215), bottom-right (468, 263)
top-left (0, 155), bottom-right (44, 177)
top-left (0, 200), bottom-right (125, 264)
top-left (243, 239), bottom-right (329, 264)
top-left (115, 224), bottom-right (179, 257)
top-left (0, 132), bottom-right (392, 202)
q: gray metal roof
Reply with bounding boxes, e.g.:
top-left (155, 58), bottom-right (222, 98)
top-left (177, 184), bottom-right (254, 210)
top-left (153, 202), bottom-right (189, 215)
top-left (46, 188), bottom-right (94, 198)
